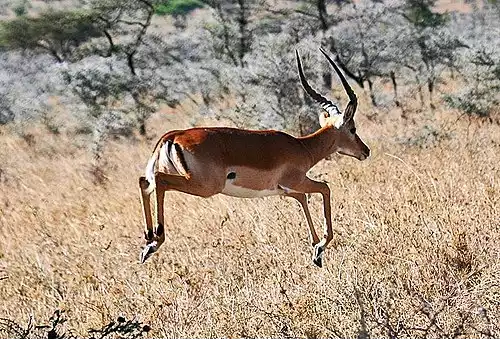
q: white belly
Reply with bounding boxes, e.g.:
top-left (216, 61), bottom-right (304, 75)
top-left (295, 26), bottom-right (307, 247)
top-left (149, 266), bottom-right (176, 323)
top-left (221, 183), bottom-right (284, 198)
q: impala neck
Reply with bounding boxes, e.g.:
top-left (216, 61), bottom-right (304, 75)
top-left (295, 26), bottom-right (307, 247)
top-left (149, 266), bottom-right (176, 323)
top-left (299, 125), bottom-right (340, 167)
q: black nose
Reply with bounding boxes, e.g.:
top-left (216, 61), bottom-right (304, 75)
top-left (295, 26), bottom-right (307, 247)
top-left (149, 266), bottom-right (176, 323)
top-left (360, 147), bottom-right (370, 160)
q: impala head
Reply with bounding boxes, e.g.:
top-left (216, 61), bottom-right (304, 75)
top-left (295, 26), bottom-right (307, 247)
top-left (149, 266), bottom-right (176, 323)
top-left (296, 48), bottom-right (370, 161)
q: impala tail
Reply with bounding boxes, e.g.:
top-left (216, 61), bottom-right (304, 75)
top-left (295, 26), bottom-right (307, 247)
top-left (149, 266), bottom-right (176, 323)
top-left (142, 135), bottom-right (189, 194)
top-left (144, 154), bottom-right (157, 194)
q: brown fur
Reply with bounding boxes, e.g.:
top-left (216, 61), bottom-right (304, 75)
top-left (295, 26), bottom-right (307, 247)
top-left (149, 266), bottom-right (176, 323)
top-left (139, 123), bottom-right (369, 265)
top-left (138, 50), bottom-right (371, 266)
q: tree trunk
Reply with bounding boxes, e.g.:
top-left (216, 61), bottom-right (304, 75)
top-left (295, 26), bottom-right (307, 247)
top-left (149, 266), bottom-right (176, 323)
top-left (413, 75), bottom-right (424, 109)
top-left (367, 78), bottom-right (376, 106)
top-left (139, 118), bottom-right (146, 136)
top-left (237, 0), bottom-right (250, 67)
top-left (317, 0), bottom-right (329, 31)
top-left (322, 69), bottom-right (332, 90)
top-left (428, 78), bottom-right (435, 110)
top-left (390, 71), bottom-right (401, 107)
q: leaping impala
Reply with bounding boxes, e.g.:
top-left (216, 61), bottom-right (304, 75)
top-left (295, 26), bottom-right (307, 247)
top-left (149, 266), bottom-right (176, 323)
top-left (138, 48), bottom-right (370, 267)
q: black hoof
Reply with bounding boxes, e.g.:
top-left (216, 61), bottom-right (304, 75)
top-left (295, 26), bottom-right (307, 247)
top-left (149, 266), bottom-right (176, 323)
top-left (140, 242), bottom-right (157, 264)
top-left (312, 246), bottom-right (324, 268)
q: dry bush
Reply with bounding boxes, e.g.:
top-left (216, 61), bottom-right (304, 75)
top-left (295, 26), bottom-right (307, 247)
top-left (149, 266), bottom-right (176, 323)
top-left (0, 103), bottom-right (499, 338)
top-left (0, 310), bottom-right (150, 339)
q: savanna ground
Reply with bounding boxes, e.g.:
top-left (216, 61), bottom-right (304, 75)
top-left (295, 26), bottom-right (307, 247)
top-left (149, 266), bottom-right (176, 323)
top-left (0, 92), bottom-right (499, 338)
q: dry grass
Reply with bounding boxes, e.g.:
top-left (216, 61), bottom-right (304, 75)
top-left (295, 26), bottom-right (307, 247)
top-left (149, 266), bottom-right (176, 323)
top-left (0, 103), bottom-right (499, 338)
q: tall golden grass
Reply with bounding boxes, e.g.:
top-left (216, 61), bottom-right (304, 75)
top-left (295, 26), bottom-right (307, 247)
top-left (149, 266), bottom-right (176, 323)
top-left (0, 102), bottom-right (499, 337)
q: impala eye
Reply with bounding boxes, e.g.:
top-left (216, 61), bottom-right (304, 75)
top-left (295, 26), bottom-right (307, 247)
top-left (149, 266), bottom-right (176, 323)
top-left (350, 128), bottom-right (356, 134)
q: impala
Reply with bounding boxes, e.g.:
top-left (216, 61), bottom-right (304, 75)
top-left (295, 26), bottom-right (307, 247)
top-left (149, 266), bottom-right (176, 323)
top-left (139, 48), bottom-right (370, 267)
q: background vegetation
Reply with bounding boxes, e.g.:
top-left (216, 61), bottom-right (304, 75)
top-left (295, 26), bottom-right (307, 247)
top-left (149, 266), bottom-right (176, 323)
top-left (0, 0), bottom-right (499, 337)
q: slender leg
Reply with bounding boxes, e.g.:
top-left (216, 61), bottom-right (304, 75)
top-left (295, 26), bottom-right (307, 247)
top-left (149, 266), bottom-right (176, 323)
top-left (140, 178), bottom-right (167, 263)
top-left (286, 193), bottom-right (320, 246)
top-left (312, 182), bottom-right (332, 268)
top-left (139, 176), bottom-right (154, 243)
top-left (154, 185), bottom-right (166, 247)
top-left (285, 178), bottom-right (333, 268)
top-left (140, 172), bottom-right (212, 263)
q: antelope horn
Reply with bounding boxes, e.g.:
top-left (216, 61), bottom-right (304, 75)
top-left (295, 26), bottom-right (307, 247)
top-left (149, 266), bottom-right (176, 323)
top-left (319, 47), bottom-right (357, 104)
top-left (296, 50), bottom-right (341, 117)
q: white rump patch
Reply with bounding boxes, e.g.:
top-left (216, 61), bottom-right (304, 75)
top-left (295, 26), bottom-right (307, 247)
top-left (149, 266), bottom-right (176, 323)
top-left (169, 142), bottom-right (188, 177)
top-left (145, 155), bottom-right (157, 185)
top-left (159, 141), bottom-right (189, 177)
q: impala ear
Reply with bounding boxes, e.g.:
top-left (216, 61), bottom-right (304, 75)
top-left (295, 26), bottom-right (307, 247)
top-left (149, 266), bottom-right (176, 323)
top-left (342, 101), bottom-right (356, 124)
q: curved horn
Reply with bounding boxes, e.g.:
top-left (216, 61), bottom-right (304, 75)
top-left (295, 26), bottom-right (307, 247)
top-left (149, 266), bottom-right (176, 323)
top-left (296, 50), bottom-right (340, 117)
top-left (319, 47), bottom-right (357, 104)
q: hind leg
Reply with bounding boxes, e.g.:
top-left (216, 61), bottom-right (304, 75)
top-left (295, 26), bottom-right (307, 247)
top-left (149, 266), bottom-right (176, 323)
top-left (139, 176), bottom-right (154, 244)
top-left (140, 172), bottom-right (212, 263)
top-left (140, 183), bottom-right (167, 263)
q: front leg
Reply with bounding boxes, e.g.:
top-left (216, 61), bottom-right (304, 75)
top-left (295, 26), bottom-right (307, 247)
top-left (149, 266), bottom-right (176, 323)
top-left (285, 178), bottom-right (333, 268)
top-left (139, 177), bottom-right (154, 244)
top-left (286, 193), bottom-right (320, 246)
top-left (312, 182), bottom-right (332, 268)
